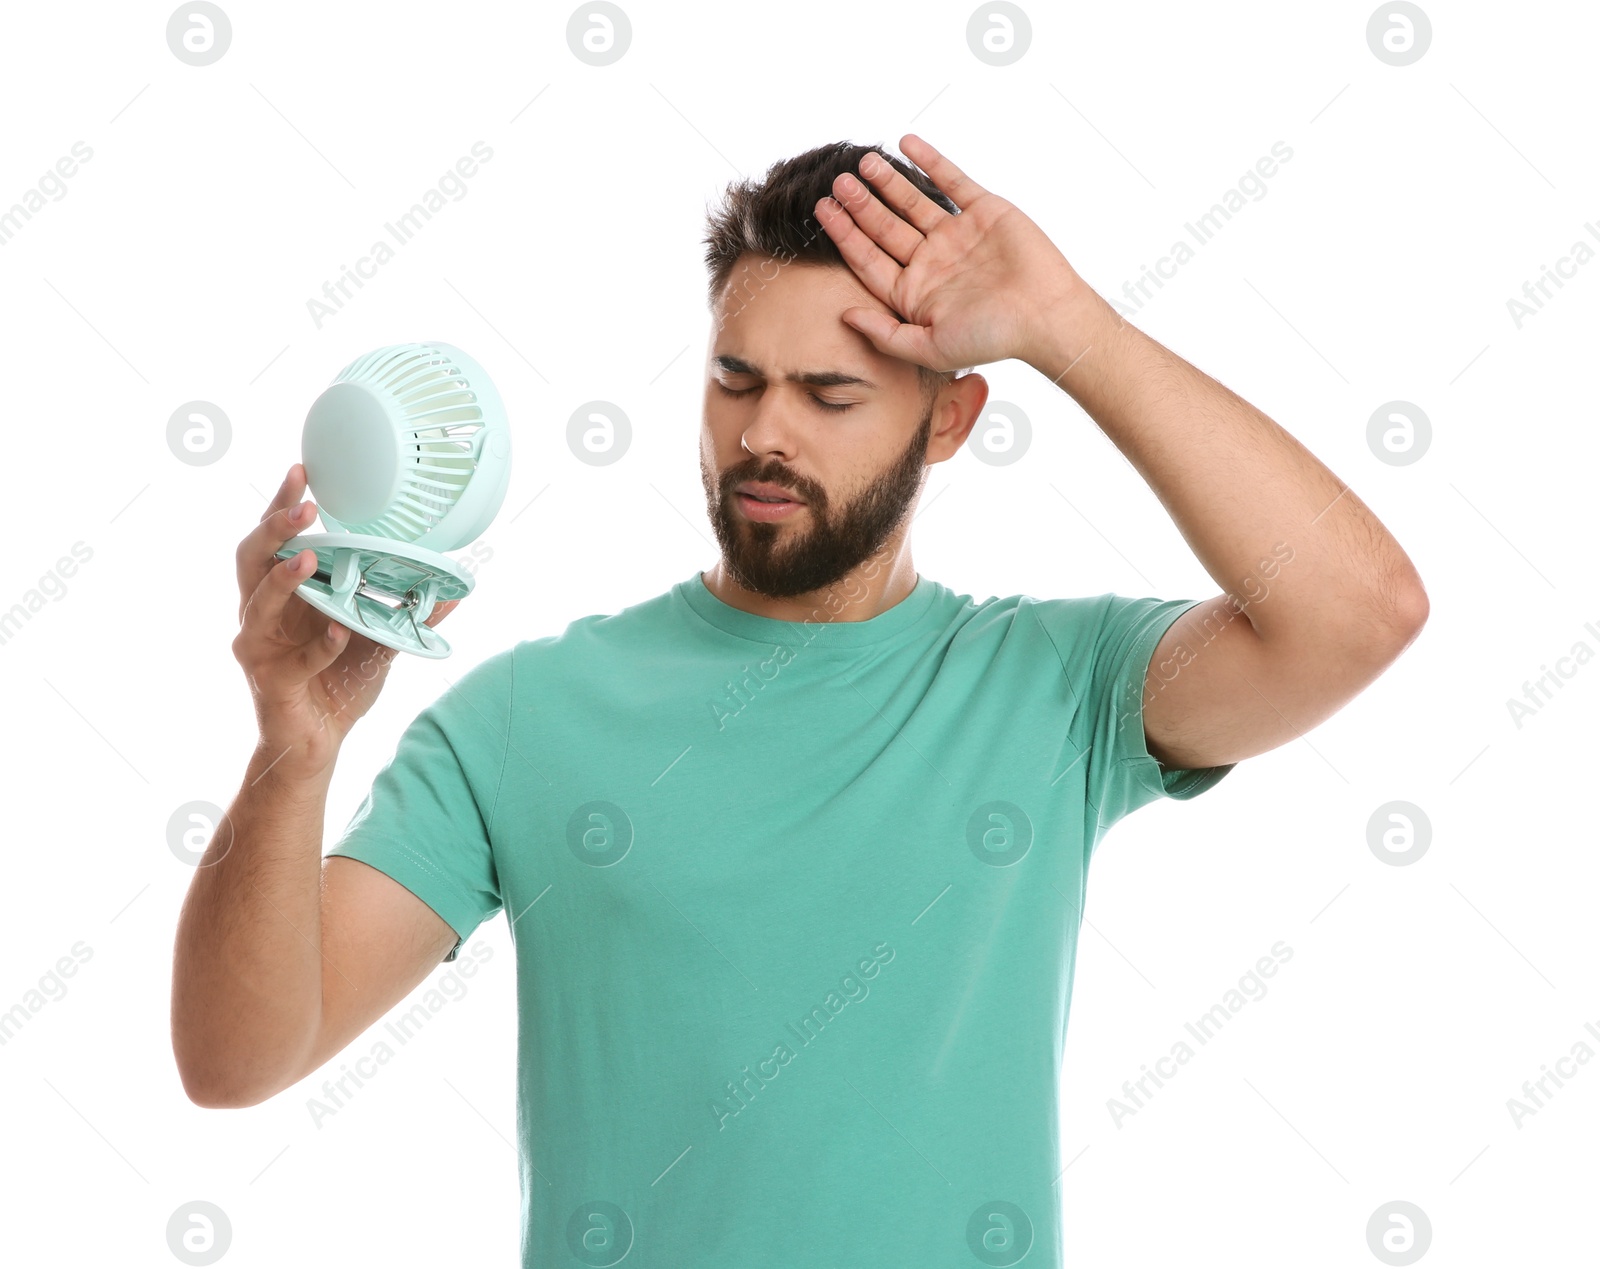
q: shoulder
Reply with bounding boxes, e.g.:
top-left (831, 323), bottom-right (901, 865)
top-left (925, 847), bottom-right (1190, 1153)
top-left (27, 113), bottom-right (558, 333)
top-left (500, 581), bottom-right (692, 696)
top-left (1023, 592), bottom-right (1196, 661)
top-left (955, 589), bottom-right (1117, 666)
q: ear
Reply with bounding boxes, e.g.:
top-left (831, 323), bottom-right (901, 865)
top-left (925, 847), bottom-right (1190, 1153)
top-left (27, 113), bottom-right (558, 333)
top-left (932, 371), bottom-right (988, 457)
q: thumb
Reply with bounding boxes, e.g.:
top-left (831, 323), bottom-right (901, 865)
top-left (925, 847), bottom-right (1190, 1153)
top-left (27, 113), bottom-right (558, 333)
top-left (841, 307), bottom-right (935, 367)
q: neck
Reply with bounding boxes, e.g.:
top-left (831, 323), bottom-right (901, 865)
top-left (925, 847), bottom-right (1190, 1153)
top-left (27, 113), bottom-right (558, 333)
top-left (700, 546), bottom-right (919, 624)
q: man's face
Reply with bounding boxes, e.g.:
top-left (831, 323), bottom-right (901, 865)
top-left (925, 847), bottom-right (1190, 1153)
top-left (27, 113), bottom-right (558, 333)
top-left (699, 255), bottom-right (975, 600)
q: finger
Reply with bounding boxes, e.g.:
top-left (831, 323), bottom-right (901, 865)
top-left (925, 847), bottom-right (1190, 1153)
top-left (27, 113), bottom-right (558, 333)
top-left (897, 134), bottom-right (989, 213)
top-left (239, 548), bottom-right (318, 647)
top-left (423, 599), bottom-right (461, 628)
top-left (816, 195), bottom-right (902, 307)
top-left (236, 499), bottom-right (317, 618)
top-left (260, 462), bottom-right (305, 525)
top-left (854, 148), bottom-right (956, 234)
top-left (830, 167), bottom-right (923, 266)
top-left (840, 306), bottom-right (939, 370)
top-left (287, 614), bottom-right (352, 682)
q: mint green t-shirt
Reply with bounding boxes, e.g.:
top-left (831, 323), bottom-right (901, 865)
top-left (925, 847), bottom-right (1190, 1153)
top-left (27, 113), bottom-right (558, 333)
top-left (326, 569), bottom-right (1233, 1266)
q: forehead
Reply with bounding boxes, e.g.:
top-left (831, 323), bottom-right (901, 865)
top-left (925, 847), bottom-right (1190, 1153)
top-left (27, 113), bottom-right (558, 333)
top-left (710, 257), bottom-right (894, 373)
top-left (713, 256), bottom-right (885, 325)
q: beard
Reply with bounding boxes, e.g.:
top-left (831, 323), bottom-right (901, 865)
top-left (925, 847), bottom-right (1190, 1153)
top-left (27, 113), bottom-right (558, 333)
top-left (699, 396), bottom-right (934, 600)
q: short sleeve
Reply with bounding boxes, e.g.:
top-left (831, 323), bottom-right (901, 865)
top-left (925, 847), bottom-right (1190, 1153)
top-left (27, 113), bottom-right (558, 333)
top-left (1031, 593), bottom-right (1234, 861)
top-left (325, 646), bottom-right (515, 962)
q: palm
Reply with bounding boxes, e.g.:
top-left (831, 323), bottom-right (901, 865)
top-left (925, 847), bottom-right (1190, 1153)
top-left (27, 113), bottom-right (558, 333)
top-left (269, 590), bottom-right (451, 742)
top-left (816, 134), bottom-right (1083, 373)
top-left (886, 195), bottom-right (1049, 370)
top-left (307, 625), bottom-right (393, 733)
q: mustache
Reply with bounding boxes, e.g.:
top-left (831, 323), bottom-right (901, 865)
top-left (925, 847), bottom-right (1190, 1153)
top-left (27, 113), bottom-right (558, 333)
top-left (723, 470), bottom-right (816, 502)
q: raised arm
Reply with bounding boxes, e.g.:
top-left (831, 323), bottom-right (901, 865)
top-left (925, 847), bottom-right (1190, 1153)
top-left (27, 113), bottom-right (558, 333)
top-left (814, 132), bottom-right (1428, 772)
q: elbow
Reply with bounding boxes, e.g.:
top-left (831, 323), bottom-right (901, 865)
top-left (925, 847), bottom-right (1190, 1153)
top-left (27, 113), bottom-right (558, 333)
top-left (171, 994), bottom-right (301, 1110)
top-left (177, 1066), bottom-right (245, 1110)
top-left (1389, 578), bottom-right (1430, 645)
top-left (184, 1088), bottom-right (242, 1111)
top-left (1370, 551), bottom-right (1429, 647)
top-left (1336, 577), bottom-right (1428, 667)
top-left (179, 1071), bottom-right (275, 1111)
top-left (173, 1046), bottom-right (281, 1110)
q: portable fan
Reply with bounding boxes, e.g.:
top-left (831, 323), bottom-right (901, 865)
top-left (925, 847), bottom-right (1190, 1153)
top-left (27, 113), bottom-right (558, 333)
top-left (275, 341), bottom-right (511, 659)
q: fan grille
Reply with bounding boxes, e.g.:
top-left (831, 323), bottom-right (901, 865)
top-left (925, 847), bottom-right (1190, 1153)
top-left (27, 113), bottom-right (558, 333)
top-left (334, 344), bottom-right (489, 541)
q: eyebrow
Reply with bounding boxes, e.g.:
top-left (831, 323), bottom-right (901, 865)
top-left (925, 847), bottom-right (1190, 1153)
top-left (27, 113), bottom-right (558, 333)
top-left (712, 354), bottom-right (879, 391)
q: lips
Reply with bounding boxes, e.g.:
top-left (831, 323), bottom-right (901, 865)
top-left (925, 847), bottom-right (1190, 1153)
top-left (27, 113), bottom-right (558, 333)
top-left (735, 482), bottom-right (804, 504)
top-left (735, 491), bottom-right (805, 521)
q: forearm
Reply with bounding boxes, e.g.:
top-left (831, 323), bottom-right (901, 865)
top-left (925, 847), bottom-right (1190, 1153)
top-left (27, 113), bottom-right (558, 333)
top-left (1029, 290), bottom-right (1427, 645)
top-left (170, 743), bottom-right (334, 1106)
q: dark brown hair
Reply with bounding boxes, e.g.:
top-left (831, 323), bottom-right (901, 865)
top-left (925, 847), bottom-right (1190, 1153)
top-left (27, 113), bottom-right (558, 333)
top-left (703, 140), bottom-right (961, 402)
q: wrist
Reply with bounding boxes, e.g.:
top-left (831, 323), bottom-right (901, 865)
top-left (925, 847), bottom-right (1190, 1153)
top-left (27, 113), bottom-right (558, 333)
top-left (247, 735), bottom-right (339, 791)
top-left (1025, 283), bottom-right (1125, 392)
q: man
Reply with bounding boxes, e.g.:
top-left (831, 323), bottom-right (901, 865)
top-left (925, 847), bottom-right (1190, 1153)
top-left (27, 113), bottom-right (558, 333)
top-left (174, 134), bottom-right (1427, 1267)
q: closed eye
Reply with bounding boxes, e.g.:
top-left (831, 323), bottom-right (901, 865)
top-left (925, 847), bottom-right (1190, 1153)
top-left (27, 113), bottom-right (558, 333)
top-left (716, 382), bottom-right (854, 413)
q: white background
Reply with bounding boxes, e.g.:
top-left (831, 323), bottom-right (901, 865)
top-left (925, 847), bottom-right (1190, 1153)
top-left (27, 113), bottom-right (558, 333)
top-left (0, 0), bottom-right (1593, 1264)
